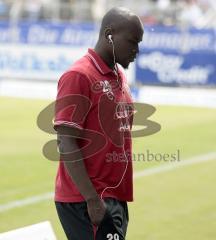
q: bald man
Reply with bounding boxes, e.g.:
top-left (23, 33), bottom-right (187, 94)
top-left (54, 7), bottom-right (143, 240)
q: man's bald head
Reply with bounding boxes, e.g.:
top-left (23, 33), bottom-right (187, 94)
top-left (99, 7), bottom-right (143, 37)
top-left (95, 7), bottom-right (144, 69)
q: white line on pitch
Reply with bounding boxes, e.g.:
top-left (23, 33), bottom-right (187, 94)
top-left (0, 152), bottom-right (216, 213)
top-left (134, 151), bottom-right (216, 178)
top-left (0, 192), bottom-right (53, 213)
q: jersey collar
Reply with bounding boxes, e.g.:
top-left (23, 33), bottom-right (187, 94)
top-left (87, 48), bottom-right (113, 75)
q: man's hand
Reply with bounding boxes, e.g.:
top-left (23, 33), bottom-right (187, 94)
top-left (87, 196), bottom-right (107, 226)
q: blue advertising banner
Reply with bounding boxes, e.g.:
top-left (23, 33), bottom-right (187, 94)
top-left (136, 26), bottom-right (216, 86)
top-left (0, 21), bottom-right (98, 46)
top-left (0, 22), bottom-right (215, 85)
top-left (0, 22), bottom-right (98, 80)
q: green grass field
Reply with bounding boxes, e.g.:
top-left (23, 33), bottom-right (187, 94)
top-left (0, 96), bottom-right (216, 239)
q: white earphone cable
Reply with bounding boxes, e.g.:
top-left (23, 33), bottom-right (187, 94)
top-left (100, 37), bottom-right (129, 199)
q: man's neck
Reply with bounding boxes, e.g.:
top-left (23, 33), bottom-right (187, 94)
top-left (94, 42), bottom-right (115, 70)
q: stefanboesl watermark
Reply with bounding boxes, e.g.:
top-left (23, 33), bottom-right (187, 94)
top-left (106, 149), bottom-right (180, 163)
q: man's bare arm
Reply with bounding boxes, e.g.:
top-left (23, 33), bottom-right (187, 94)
top-left (56, 125), bottom-right (106, 225)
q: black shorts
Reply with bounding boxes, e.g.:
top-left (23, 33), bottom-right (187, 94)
top-left (55, 198), bottom-right (129, 240)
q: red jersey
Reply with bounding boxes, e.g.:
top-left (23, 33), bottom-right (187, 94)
top-left (54, 48), bottom-right (134, 202)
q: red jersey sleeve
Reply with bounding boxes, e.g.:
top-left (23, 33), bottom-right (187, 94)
top-left (54, 71), bottom-right (91, 130)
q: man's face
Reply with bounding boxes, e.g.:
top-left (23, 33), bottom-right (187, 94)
top-left (113, 23), bottom-right (143, 69)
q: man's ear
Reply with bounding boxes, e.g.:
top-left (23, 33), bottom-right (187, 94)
top-left (104, 27), bottom-right (112, 41)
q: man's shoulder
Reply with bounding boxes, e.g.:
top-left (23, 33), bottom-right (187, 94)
top-left (58, 53), bottom-right (97, 86)
top-left (68, 54), bottom-right (95, 77)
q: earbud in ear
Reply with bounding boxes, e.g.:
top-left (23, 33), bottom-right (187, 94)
top-left (108, 34), bottom-right (113, 44)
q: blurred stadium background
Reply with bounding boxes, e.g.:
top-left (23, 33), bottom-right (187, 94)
top-left (0, 0), bottom-right (216, 239)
